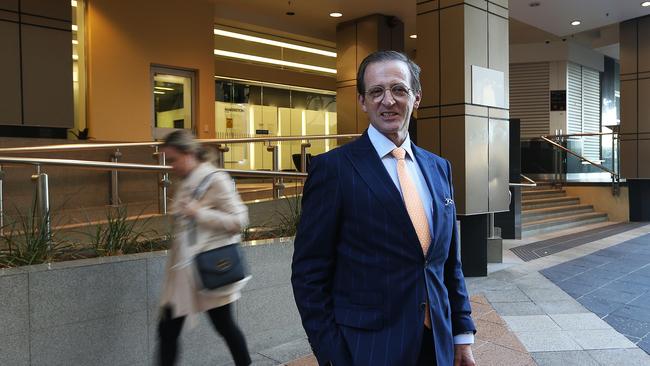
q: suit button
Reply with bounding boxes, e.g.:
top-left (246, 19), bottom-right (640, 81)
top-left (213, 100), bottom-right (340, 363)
top-left (420, 302), bottom-right (426, 311)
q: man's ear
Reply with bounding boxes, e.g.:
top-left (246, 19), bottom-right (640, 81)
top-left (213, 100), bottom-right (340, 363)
top-left (413, 90), bottom-right (422, 110)
top-left (358, 94), bottom-right (368, 113)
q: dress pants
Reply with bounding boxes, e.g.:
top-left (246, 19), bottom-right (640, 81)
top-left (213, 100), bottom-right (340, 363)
top-left (158, 303), bottom-right (251, 366)
top-left (417, 327), bottom-right (437, 366)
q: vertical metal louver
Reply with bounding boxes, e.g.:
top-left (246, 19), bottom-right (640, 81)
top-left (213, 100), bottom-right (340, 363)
top-left (567, 62), bottom-right (601, 161)
top-left (567, 62), bottom-right (583, 135)
top-left (510, 62), bottom-right (550, 139)
top-left (582, 67), bottom-right (601, 161)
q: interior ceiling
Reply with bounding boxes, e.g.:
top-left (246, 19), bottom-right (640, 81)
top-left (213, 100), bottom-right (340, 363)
top-left (212, 0), bottom-right (650, 55)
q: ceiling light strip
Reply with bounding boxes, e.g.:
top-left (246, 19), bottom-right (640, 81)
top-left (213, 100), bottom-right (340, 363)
top-left (214, 49), bottom-right (337, 74)
top-left (214, 76), bottom-right (336, 95)
top-left (214, 29), bottom-right (336, 58)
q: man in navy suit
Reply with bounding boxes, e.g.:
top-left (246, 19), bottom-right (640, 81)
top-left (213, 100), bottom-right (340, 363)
top-left (291, 51), bottom-right (476, 366)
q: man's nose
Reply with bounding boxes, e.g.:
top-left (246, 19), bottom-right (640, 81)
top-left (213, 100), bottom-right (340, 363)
top-left (381, 89), bottom-right (396, 105)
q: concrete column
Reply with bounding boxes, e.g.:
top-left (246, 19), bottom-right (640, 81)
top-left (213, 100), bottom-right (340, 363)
top-left (620, 16), bottom-right (650, 179)
top-left (336, 14), bottom-right (404, 134)
top-left (417, 0), bottom-right (510, 276)
top-left (416, 0), bottom-right (510, 216)
top-left (620, 15), bottom-right (650, 221)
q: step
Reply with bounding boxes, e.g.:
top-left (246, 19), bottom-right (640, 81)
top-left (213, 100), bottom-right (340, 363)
top-left (522, 189), bottom-right (566, 200)
top-left (521, 196), bottom-right (580, 209)
top-left (523, 212), bottom-right (609, 236)
top-left (522, 204), bottom-right (595, 221)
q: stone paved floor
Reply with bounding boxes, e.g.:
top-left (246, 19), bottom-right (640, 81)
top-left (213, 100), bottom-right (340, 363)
top-left (540, 232), bottom-right (650, 355)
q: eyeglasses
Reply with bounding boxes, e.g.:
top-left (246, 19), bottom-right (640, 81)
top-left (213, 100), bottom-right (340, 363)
top-left (365, 84), bottom-right (413, 102)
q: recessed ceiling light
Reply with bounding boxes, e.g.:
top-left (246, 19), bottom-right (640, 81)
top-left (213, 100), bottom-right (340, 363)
top-left (409, 34), bottom-right (417, 39)
top-left (642, 1), bottom-right (650, 7)
top-left (329, 12), bottom-right (343, 18)
top-left (571, 20), bottom-right (581, 26)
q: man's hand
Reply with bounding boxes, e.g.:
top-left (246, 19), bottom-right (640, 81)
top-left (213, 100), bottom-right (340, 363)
top-left (454, 344), bottom-right (476, 366)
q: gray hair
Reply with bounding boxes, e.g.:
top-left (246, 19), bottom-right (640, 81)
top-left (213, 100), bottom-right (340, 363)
top-left (356, 50), bottom-right (421, 95)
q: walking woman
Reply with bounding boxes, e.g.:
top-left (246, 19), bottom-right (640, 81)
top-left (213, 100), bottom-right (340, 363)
top-left (158, 130), bottom-right (251, 366)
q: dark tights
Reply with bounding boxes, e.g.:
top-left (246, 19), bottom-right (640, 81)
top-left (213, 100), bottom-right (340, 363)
top-left (158, 304), bottom-right (251, 366)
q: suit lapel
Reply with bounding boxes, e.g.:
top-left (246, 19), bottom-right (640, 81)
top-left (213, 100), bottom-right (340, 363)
top-left (345, 133), bottom-right (421, 251)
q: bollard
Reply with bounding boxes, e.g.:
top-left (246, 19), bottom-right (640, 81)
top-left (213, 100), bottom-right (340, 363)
top-left (215, 144), bottom-right (230, 169)
top-left (300, 142), bottom-right (311, 173)
top-left (266, 144), bottom-right (283, 199)
top-left (154, 147), bottom-right (170, 215)
top-left (31, 166), bottom-right (51, 248)
top-left (110, 149), bottom-right (122, 206)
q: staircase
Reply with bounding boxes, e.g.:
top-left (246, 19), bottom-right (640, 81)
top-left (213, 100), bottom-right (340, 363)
top-left (522, 184), bottom-right (608, 236)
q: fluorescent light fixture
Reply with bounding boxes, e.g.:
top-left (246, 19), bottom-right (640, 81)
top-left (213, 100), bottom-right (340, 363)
top-left (154, 86), bottom-right (175, 91)
top-left (643, 1), bottom-right (650, 6)
top-left (72, 39), bottom-right (78, 45)
top-left (409, 34), bottom-right (417, 39)
top-left (71, 0), bottom-right (77, 7)
top-left (154, 91), bottom-right (165, 95)
top-left (214, 76), bottom-right (336, 95)
top-left (72, 24), bottom-right (78, 31)
top-left (329, 12), bottom-right (343, 18)
top-left (571, 20), bottom-right (581, 26)
top-left (214, 49), bottom-right (337, 74)
top-left (214, 29), bottom-right (336, 57)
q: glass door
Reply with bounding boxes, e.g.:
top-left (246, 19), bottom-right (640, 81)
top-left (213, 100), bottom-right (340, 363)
top-left (151, 66), bottom-right (195, 139)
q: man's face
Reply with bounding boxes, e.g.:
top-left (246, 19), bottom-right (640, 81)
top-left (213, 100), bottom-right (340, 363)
top-left (358, 60), bottom-right (421, 145)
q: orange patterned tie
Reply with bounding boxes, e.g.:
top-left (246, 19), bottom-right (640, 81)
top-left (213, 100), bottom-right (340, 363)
top-left (391, 147), bottom-right (432, 328)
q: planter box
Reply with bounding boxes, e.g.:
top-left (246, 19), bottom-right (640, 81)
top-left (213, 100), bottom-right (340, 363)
top-left (0, 238), bottom-right (305, 366)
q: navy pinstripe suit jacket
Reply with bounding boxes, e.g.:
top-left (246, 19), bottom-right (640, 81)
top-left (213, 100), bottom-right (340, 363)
top-left (291, 131), bottom-right (475, 366)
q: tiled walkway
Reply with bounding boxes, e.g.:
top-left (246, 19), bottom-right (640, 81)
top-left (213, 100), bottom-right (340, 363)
top-left (541, 233), bottom-right (650, 354)
top-left (229, 222), bottom-right (650, 366)
top-left (468, 222), bottom-right (650, 366)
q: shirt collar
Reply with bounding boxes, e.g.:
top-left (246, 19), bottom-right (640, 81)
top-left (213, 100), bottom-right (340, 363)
top-left (367, 124), bottom-right (415, 161)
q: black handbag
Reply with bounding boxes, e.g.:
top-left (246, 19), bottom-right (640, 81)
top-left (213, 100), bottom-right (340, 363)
top-left (190, 171), bottom-right (248, 290)
top-left (195, 243), bottom-right (247, 290)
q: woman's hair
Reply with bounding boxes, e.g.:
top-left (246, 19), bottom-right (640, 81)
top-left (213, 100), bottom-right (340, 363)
top-left (161, 130), bottom-right (213, 162)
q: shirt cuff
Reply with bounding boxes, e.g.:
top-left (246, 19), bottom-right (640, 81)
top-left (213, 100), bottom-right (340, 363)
top-left (453, 332), bottom-right (475, 345)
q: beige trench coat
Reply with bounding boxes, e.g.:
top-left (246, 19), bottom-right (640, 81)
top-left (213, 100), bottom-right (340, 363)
top-left (161, 162), bottom-right (250, 319)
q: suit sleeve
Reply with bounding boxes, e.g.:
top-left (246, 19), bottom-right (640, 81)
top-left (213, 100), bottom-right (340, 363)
top-left (442, 159), bottom-right (477, 336)
top-left (291, 154), bottom-right (353, 366)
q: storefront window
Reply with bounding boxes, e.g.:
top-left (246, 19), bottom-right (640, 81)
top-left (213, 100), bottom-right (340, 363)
top-left (215, 78), bottom-right (337, 171)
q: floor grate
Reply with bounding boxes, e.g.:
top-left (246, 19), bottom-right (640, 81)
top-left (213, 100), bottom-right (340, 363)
top-left (510, 222), bottom-right (647, 262)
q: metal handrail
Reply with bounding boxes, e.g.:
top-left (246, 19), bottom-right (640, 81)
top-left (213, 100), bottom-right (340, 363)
top-left (0, 134), bottom-right (362, 154)
top-left (540, 135), bottom-right (618, 178)
top-left (0, 156), bottom-right (307, 178)
top-left (509, 174), bottom-right (537, 187)
top-left (540, 133), bottom-right (620, 195)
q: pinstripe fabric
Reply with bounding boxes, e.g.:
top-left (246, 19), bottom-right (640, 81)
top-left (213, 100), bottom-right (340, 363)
top-left (392, 147), bottom-right (432, 328)
top-left (291, 131), bottom-right (475, 366)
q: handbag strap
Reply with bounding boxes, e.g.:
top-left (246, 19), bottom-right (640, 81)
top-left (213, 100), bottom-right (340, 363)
top-left (191, 171), bottom-right (219, 200)
top-left (185, 170), bottom-right (219, 248)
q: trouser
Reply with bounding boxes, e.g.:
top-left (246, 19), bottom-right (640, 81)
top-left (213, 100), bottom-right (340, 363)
top-left (158, 303), bottom-right (251, 366)
top-left (417, 327), bottom-right (437, 366)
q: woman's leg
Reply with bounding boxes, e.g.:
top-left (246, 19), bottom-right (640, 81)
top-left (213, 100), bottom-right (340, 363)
top-left (158, 306), bottom-right (186, 366)
top-left (207, 303), bottom-right (252, 366)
